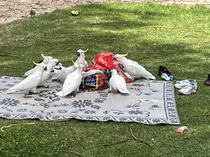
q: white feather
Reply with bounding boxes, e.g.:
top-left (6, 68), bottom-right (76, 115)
top-left (24, 56), bottom-right (53, 76)
top-left (56, 64), bottom-right (83, 96)
top-left (75, 49), bottom-right (88, 67)
top-left (115, 54), bottom-right (155, 80)
top-left (109, 69), bottom-right (130, 94)
top-left (52, 65), bottom-right (76, 81)
top-left (39, 59), bottom-right (59, 86)
top-left (7, 63), bottom-right (46, 93)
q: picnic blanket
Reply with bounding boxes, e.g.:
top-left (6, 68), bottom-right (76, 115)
top-left (0, 76), bottom-right (180, 125)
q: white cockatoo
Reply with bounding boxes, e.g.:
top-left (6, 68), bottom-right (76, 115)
top-left (7, 63), bottom-right (47, 94)
top-left (75, 49), bottom-right (88, 67)
top-left (109, 69), bottom-right (130, 94)
top-left (56, 64), bottom-right (83, 97)
top-left (114, 53), bottom-right (156, 80)
top-left (51, 64), bottom-right (76, 81)
top-left (24, 54), bottom-right (53, 76)
top-left (39, 58), bottom-right (59, 87)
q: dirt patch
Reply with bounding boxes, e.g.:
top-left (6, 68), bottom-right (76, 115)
top-left (0, 0), bottom-right (210, 24)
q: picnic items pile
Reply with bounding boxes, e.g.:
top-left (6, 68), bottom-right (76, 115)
top-left (6, 49), bottom-right (157, 97)
top-left (7, 49), bottom-right (208, 97)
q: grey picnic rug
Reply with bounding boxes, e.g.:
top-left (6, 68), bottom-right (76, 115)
top-left (0, 76), bottom-right (180, 125)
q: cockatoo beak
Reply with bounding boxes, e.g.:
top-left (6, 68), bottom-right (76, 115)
top-left (77, 52), bottom-right (80, 57)
top-left (33, 61), bottom-right (39, 66)
top-left (84, 49), bottom-right (88, 53)
top-left (122, 53), bottom-right (129, 57)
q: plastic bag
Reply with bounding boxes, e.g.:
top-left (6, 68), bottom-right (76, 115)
top-left (91, 52), bottom-right (132, 82)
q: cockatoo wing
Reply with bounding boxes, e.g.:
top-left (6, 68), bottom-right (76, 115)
top-left (81, 70), bottom-right (103, 78)
top-left (52, 65), bottom-right (76, 81)
top-left (7, 73), bottom-right (42, 93)
top-left (24, 66), bottom-right (38, 76)
top-left (123, 60), bottom-right (155, 80)
top-left (109, 75), bottom-right (129, 94)
top-left (60, 71), bottom-right (82, 96)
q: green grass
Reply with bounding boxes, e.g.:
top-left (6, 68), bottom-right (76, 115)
top-left (1, 1), bottom-right (210, 156)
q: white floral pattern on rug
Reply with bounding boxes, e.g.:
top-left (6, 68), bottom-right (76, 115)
top-left (0, 76), bottom-right (180, 125)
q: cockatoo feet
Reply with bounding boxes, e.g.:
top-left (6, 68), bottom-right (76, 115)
top-left (66, 91), bottom-right (77, 98)
top-left (28, 91), bottom-right (37, 95)
top-left (23, 94), bottom-right (32, 98)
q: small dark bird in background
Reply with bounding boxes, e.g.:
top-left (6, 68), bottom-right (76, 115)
top-left (30, 9), bottom-right (36, 17)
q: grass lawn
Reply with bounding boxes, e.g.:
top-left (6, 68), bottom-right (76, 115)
top-left (1, 1), bottom-right (210, 156)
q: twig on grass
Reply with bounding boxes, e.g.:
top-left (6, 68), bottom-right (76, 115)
top-left (129, 128), bottom-right (152, 147)
top-left (192, 114), bottom-right (210, 117)
top-left (190, 130), bottom-right (194, 134)
top-left (62, 150), bottom-right (81, 156)
top-left (0, 54), bottom-right (19, 57)
top-left (83, 129), bottom-right (96, 139)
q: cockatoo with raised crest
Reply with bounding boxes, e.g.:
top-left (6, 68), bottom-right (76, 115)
top-left (7, 62), bottom-right (47, 94)
top-left (51, 49), bottom-right (88, 81)
top-left (56, 64), bottom-right (83, 97)
top-left (114, 53), bottom-right (156, 80)
top-left (109, 69), bottom-right (130, 94)
top-left (24, 54), bottom-right (52, 76)
top-left (75, 49), bottom-right (88, 67)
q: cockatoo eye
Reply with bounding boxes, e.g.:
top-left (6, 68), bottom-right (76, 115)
top-left (77, 52), bottom-right (80, 57)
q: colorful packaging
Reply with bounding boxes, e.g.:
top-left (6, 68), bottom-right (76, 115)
top-left (91, 52), bottom-right (132, 82)
top-left (79, 72), bottom-right (108, 90)
top-left (177, 126), bottom-right (188, 133)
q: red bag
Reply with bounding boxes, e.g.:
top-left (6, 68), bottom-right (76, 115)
top-left (91, 52), bottom-right (116, 69)
top-left (79, 72), bottom-right (108, 90)
top-left (91, 52), bottom-right (132, 83)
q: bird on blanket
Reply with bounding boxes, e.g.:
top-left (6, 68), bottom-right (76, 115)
top-left (51, 49), bottom-right (88, 81)
top-left (24, 53), bottom-right (52, 76)
top-left (51, 59), bottom-right (77, 82)
top-left (75, 49), bottom-right (88, 67)
top-left (109, 69), bottom-right (130, 94)
top-left (39, 58), bottom-right (59, 87)
top-left (56, 64), bottom-right (83, 97)
top-left (7, 62), bottom-right (46, 94)
top-left (114, 53), bottom-right (156, 81)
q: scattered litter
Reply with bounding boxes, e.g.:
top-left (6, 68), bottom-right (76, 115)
top-left (177, 126), bottom-right (188, 133)
top-left (71, 11), bottom-right (78, 16)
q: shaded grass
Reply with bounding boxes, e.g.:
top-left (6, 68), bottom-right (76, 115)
top-left (1, 1), bottom-right (210, 156)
